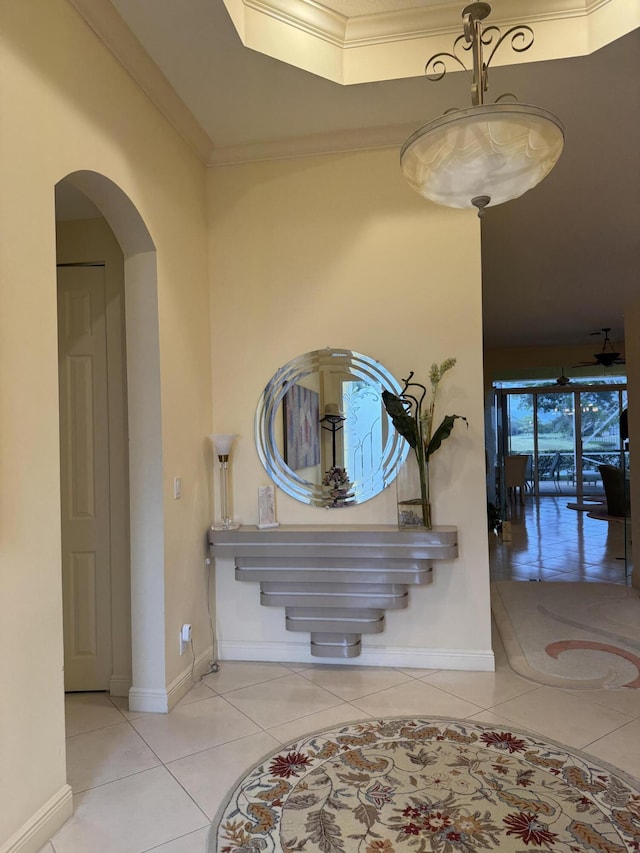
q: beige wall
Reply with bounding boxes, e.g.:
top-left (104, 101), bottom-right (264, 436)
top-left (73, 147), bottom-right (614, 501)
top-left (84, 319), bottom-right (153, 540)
top-left (207, 150), bottom-right (492, 664)
top-left (0, 1), bottom-right (211, 847)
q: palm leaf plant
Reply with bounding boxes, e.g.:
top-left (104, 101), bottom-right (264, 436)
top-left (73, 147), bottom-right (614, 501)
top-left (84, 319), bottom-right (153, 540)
top-left (383, 359), bottom-right (467, 528)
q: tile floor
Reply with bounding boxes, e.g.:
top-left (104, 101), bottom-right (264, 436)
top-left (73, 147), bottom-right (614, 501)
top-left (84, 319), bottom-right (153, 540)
top-left (491, 494), bottom-right (632, 584)
top-left (39, 497), bottom-right (639, 853)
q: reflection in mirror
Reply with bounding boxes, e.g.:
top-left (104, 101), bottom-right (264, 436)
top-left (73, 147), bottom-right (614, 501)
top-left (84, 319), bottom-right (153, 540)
top-left (255, 349), bottom-right (409, 506)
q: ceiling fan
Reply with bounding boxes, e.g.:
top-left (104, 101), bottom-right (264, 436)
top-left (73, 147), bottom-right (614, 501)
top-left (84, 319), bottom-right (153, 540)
top-left (554, 369), bottom-right (571, 386)
top-left (573, 327), bottom-right (626, 368)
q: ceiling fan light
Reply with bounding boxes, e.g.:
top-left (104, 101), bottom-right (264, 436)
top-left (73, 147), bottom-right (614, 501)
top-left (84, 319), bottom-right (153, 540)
top-left (400, 103), bottom-right (564, 209)
top-left (595, 352), bottom-right (621, 366)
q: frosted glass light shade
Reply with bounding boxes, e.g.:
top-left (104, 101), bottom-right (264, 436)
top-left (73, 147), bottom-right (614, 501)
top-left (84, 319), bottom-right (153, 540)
top-left (209, 433), bottom-right (239, 529)
top-left (210, 433), bottom-right (236, 457)
top-left (400, 103), bottom-right (564, 210)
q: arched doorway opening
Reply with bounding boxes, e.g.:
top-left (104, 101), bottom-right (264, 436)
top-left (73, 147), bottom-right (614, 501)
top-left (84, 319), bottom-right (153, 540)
top-left (55, 170), bottom-right (166, 711)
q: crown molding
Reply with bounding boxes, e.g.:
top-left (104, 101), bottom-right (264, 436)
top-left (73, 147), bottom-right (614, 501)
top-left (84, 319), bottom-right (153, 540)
top-left (223, 0), bottom-right (638, 83)
top-left (229, 0), bottom-right (631, 48)
top-left (235, 0), bottom-right (347, 45)
top-left (66, 0), bottom-right (213, 164)
top-left (206, 122), bottom-right (419, 167)
top-left (65, 0), bottom-right (637, 167)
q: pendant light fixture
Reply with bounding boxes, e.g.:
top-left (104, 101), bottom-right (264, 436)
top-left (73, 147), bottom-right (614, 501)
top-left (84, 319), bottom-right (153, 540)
top-left (400, 2), bottom-right (564, 216)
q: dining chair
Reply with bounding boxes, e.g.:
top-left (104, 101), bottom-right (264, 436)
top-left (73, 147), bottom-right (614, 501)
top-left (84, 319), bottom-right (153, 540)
top-left (598, 464), bottom-right (630, 517)
top-left (504, 454), bottom-right (530, 505)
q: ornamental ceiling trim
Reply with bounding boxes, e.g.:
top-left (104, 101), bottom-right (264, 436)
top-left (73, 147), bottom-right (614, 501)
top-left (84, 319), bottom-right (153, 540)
top-left (223, 0), bottom-right (638, 83)
top-left (67, 0), bottom-right (638, 166)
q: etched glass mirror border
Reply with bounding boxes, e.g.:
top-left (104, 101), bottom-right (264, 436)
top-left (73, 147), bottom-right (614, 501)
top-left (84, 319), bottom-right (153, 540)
top-left (255, 348), bottom-right (409, 506)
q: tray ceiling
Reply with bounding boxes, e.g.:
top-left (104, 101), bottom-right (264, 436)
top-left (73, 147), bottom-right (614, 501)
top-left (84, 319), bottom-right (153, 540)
top-left (220, 0), bottom-right (638, 83)
top-left (64, 0), bottom-right (640, 349)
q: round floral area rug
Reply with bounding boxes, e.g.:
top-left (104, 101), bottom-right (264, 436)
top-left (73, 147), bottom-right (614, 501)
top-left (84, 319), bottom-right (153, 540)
top-left (209, 717), bottom-right (640, 852)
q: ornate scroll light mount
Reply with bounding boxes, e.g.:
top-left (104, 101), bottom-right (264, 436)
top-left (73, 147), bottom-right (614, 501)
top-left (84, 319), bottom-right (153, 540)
top-left (400, 2), bottom-right (564, 217)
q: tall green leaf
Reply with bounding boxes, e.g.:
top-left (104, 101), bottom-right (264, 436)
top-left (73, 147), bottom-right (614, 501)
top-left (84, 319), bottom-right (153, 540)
top-left (382, 391), bottom-right (419, 449)
top-left (427, 414), bottom-right (468, 458)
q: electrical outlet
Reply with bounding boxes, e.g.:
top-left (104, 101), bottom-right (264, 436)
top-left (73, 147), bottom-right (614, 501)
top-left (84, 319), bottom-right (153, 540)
top-left (179, 623), bottom-right (192, 655)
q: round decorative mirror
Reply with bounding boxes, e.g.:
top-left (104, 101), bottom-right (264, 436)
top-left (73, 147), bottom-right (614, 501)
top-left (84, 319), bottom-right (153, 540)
top-left (255, 348), bottom-right (409, 506)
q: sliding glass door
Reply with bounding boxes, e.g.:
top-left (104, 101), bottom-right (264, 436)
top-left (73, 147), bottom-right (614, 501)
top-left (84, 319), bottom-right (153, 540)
top-left (535, 391), bottom-right (576, 496)
top-left (496, 381), bottom-right (626, 501)
top-left (578, 389), bottom-right (627, 497)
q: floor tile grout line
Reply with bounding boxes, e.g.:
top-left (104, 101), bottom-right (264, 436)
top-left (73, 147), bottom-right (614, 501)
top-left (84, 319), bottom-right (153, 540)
top-left (202, 665), bottom-right (304, 695)
top-left (140, 825), bottom-right (209, 853)
top-left (418, 675), bottom-right (542, 709)
top-left (160, 762), bottom-right (218, 829)
top-left (72, 688), bottom-right (416, 791)
top-left (215, 666), bottom-right (430, 717)
top-left (67, 695), bottom-right (254, 795)
top-left (68, 762), bottom-right (178, 796)
top-left (68, 709), bottom-right (169, 793)
top-left (293, 667), bottom-right (417, 701)
top-left (264, 701), bottom-right (377, 737)
top-left (223, 693), bottom-right (348, 731)
top-left (132, 691), bottom-right (265, 765)
top-left (67, 691), bottom-right (281, 819)
top-left (581, 716), bottom-right (640, 755)
top-left (65, 718), bottom-right (130, 740)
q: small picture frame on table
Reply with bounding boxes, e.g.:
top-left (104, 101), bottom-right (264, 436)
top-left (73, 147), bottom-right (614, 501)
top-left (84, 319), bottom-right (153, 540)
top-left (257, 485), bottom-right (279, 529)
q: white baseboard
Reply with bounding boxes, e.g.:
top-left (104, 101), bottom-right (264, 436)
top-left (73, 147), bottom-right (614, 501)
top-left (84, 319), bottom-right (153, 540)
top-left (166, 646), bottom-right (215, 710)
top-left (217, 640), bottom-right (495, 671)
top-left (129, 645), bottom-right (215, 714)
top-left (1, 784), bottom-right (73, 853)
top-left (128, 685), bottom-right (170, 714)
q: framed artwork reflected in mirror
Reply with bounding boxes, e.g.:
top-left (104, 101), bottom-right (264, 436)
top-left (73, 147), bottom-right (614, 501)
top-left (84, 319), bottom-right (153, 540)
top-left (283, 384), bottom-right (320, 470)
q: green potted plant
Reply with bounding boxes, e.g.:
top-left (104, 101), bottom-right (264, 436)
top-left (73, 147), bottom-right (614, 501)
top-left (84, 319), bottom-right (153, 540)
top-left (383, 359), bottom-right (467, 529)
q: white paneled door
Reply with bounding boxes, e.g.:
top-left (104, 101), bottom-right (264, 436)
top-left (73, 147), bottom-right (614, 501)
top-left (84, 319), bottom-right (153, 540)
top-left (58, 265), bottom-right (113, 691)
